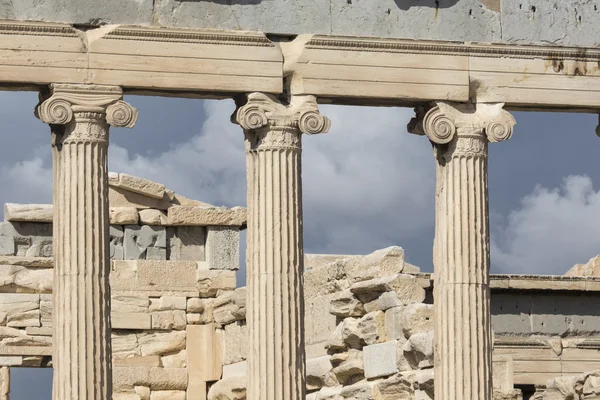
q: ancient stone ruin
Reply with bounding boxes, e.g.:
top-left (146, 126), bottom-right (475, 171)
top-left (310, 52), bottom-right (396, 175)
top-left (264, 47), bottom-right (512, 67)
top-left (1, 175), bottom-right (600, 399)
top-left (0, 1), bottom-right (598, 399)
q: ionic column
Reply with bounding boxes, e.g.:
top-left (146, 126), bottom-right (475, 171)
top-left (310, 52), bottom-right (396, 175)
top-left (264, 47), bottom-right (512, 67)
top-left (409, 102), bottom-right (515, 400)
top-left (233, 93), bottom-right (330, 400)
top-left (35, 84), bottom-right (137, 400)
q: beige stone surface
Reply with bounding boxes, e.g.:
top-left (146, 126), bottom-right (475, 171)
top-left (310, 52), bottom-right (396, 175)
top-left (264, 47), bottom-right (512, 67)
top-left (139, 209), bottom-right (169, 225)
top-left (114, 173), bottom-right (166, 200)
top-left (207, 376), bottom-right (247, 400)
top-left (113, 367), bottom-right (187, 391)
top-left (4, 203), bottom-right (52, 223)
top-left (187, 324), bottom-right (221, 398)
top-left (566, 255), bottom-right (600, 277)
top-left (110, 207), bottom-right (140, 225)
top-left (151, 311), bottom-right (186, 330)
top-left (212, 288), bottom-right (246, 326)
top-left (112, 313), bottom-right (152, 330)
top-left (167, 206), bottom-right (247, 227)
top-left (205, 226), bottom-right (240, 270)
top-left (111, 260), bottom-right (198, 293)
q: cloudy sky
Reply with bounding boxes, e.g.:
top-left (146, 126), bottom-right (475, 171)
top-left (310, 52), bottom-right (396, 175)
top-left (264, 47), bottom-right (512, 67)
top-left (5, 91), bottom-right (600, 398)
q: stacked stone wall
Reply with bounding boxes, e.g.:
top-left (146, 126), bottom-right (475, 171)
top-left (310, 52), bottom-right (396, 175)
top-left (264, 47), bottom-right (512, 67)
top-left (0, 173), bottom-right (244, 400)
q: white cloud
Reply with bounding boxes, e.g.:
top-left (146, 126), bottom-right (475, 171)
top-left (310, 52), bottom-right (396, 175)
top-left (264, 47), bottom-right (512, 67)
top-left (492, 175), bottom-right (600, 275)
top-left (0, 155), bottom-right (52, 205)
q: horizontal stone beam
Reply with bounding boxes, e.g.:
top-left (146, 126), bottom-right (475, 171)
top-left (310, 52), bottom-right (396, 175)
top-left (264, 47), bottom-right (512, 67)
top-left (0, 21), bottom-right (597, 109)
top-left (4, 203), bottom-right (247, 227)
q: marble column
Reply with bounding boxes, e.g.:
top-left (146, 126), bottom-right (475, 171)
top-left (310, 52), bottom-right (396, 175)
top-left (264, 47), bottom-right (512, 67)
top-left (233, 93), bottom-right (329, 400)
top-left (35, 84), bottom-right (138, 400)
top-left (409, 102), bottom-right (515, 400)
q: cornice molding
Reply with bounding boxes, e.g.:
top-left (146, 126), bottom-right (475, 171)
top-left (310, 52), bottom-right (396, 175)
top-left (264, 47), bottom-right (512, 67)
top-left (306, 36), bottom-right (600, 61)
top-left (105, 27), bottom-right (275, 47)
top-left (0, 21), bottom-right (77, 37)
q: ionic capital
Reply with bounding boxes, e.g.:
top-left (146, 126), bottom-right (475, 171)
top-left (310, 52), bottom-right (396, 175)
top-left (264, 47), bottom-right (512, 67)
top-left (233, 92), bottom-right (330, 132)
top-left (408, 101), bottom-right (516, 145)
top-left (35, 84), bottom-right (138, 128)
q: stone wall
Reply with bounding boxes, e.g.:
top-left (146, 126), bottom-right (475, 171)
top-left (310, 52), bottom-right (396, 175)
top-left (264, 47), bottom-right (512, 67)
top-left (0, 0), bottom-right (597, 48)
top-left (209, 249), bottom-right (600, 399)
top-left (0, 173), bottom-right (244, 400)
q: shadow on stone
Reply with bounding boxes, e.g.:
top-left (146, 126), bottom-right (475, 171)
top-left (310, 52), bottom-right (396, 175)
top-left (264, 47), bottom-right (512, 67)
top-left (393, 0), bottom-right (459, 11)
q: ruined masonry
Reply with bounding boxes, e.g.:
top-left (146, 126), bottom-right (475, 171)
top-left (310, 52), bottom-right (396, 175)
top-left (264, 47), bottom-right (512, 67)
top-left (3, 176), bottom-right (600, 399)
top-left (0, 1), bottom-right (599, 398)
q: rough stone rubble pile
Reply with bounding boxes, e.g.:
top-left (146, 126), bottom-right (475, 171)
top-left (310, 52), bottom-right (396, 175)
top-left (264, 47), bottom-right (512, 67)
top-left (532, 371), bottom-right (600, 399)
top-left (209, 247), bottom-right (521, 400)
top-left (0, 173), bottom-right (245, 400)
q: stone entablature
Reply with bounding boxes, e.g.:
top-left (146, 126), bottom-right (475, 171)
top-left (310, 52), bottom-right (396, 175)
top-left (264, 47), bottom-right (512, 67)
top-left (0, 21), bottom-right (599, 111)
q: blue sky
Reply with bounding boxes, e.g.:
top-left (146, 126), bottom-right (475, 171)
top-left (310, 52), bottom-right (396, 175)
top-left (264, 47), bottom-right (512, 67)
top-left (3, 92), bottom-right (600, 398)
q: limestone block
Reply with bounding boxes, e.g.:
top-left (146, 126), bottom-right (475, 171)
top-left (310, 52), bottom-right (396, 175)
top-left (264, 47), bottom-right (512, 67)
top-left (149, 297), bottom-right (187, 311)
top-left (13, 268), bottom-right (52, 293)
top-left (112, 313), bottom-right (152, 330)
top-left (329, 290), bottom-right (365, 318)
top-left (0, 326), bottom-right (51, 347)
top-left (313, 386), bottom-right (343, 400)
top-left (0, 356), bottom-right (22, 366)
top-left (0, 257), bottom-right (53, 268)
top-left (167, 206), bottom-right (247, 227)
top-left (151, 311), bottom-right (186, 330)
top-left (306, 293), bottom-right (338, 347)
top-left (111, 260), bottom-right (198, 293)
top-left (567, 255), bottom-right (600, 277)
top-left (414, 369), bottom-right (434, 400)
top-left (113, 367), bottom-right (187, 391)
top-left (186, 298), bottom-right (204, 313)
top-left (340, 381), bottom-right (375, 399)
top-left (110, 186), bottom-right (172, 210)
top-left (39, 295), bottom-right (52, 327)
top-left (222, 361), bottom-right (247, 379)
top-left (187, 324), bottom-right (221, 397)
top-left (306, 355), bottom-right (337, 391)
top-left (0, 294), bottom-right (40, 325)
top-left (493, 355), bottom-right (514, 391)
top-left (139, 209), bottom-right (168, 225)
top-left (213, 288), bottom-right (246, 326)
top-left (341, 318), bottom-right (362, 349)
top-left (326, 322), bottom-right (347, 352)
top-left (114, 355), bottom-right (162, 368)
top-left (331, 353), bottom-right (363, 385)
top-left (357, 311), bottom-right (387, 346)
top-left (7, 309), bottom-right (40, 328)
top-left (25, 326), bottom-right (52, 336)
top-left (197, 270), bottom-right (236, 298)
top-left (112, 332), bottom-right (141, 359)
top-left (110, 207), bottom-right (140, 225)
top-left (221, 322), bottom-right (247, 365)
top-left (344, 246), bottom-right (408, 283)
top-left (113, 392), bottom-right (143, 400)
top-left (372, 373), bottom-right (414, 400)
top-left (0, 367), bottom-right (8, 398)
top-left (304, 258), bottom-right (350, 297)
top-left (403, 331), bottom-right (434, 370)
top-left (116, 174), bottom-right (166, 200)
top-left (149, 391), bottom-right (186, 400)
top-left (493, 389), bottom-right (523, 400)
top-left (161, 350), bottom-right (187, 368)
top-left (0, 237), bottom-right (13, 256)
top-left (401, 304), bottom-right (434, 338)
top-left (111, 225), bottom-right (125, 260)
top-left (125, 226), bottom-right (167, 260)
top-left (363, 341), bottom-right (399, 379)
top-left (138, 331), bottom-right (186, 357)
top-left (167, 226), bottom-right (205, 261)
top-left (113, 296), bottom-right (150, 314)
top-left (364, 291), bottom-right (402, 313)
top-left (207, 376), bottom-right (247, 400)
top-left (206, 226), bottom-right (239, 270)
top-left (136, 386), bottom-right (151, 400)
top-left (4, 203), bottom-right (52, 223)
top-left (384, 306), bottom-right (406, 341)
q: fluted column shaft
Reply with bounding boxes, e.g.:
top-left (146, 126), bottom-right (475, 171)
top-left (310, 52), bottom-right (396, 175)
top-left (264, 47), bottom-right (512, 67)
top-left (409, 102), bottom-right (515, 400)
top-left (434, 128), bottom-right (492, 399)
top-left (36, 84), bottom-right (137, 400)
top-left (234, 93), bottom-right (330, 400)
